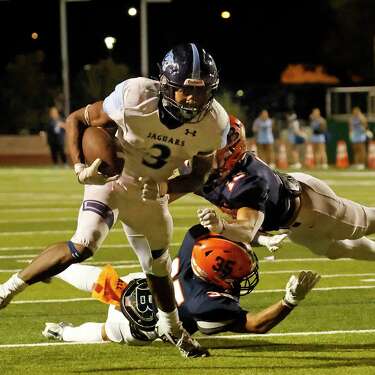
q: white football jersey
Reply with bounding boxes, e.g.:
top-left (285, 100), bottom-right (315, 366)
top-left (103, 77), bottom-right (229, 182)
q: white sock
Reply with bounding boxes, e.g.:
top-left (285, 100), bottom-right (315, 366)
top-left (56, 264), bottom-right (101, 292)
top-left (157, 308), bottom-right (182, 332)
top-left (62, 323), bottom-right (105, 342)
top-left (1, 273), bottom-right (27, 295)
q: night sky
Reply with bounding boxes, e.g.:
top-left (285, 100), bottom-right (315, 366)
top-left (0, 0), bottom-right (374, 89)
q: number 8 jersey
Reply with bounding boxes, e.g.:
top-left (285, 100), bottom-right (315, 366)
top-left (103, 77), bottom-right (229, 182)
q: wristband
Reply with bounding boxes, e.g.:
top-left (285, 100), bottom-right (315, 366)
top-left (281, 298), bottom-right (296, 309)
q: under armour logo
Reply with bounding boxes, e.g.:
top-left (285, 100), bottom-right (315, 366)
top-left (185, 129), bottom-right (197, 136)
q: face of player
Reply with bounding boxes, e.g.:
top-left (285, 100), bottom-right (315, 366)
top-left (174, 87), bottom-right (210, 112)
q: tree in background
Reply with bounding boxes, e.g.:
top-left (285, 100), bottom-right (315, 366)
top-left (216, 89), bottom-right (249, 132)
top-left (72, 58), bottom-right (132, 109)
top-left (0, 51), bottom-right (58, 134)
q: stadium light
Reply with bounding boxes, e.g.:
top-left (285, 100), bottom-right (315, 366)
top-left (60, 0), bottom-right (91, 117)
top-left (128, 7), bottom-right (137, 16)
top-left (221, 10), bottom-right (231, 19)
top-left (140, 0), bottom-right (172, 77)
top-left (104, 36), bottom-right (116, 50)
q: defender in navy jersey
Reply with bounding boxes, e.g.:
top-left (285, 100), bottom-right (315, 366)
top-left (197, 116), bottom-right (375, 262)
top-left (42, 225), bottom-right (319, 345)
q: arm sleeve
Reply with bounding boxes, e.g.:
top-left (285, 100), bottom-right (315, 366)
top-left (193, 294), bottom-right (248, 335)
top-left (225, 174), bottom-right (269, 212)
top-left (103, 80), bottom-right (128, 125)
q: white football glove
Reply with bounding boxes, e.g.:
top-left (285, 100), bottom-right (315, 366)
top-left (283, 270), bottom-right (321, 307)
top-left (257, 233), bottom-right (288, 253)
top-left (138, 177), bottom-right (168, 201)
top-left (74, 159), bottom-right (119, 185)
top-left (197, 208), bottom-right (224, 233)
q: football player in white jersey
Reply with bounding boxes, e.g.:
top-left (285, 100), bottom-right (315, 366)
top-left (0, 43), bottom-right (229, 358)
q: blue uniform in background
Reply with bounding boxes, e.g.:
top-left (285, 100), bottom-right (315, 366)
top-left (174, 224), bottom-right (248, 335)
top-left (350, 116), bottom-right (366, 143)
top-left (253, 118), bottom-right (274, 144)
top-left (310, 119), bottom-right (326, 144)
top-left (196, 152), bottom-right (292, 231)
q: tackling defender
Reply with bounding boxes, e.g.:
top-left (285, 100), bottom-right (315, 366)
top-left (42, 225), bottom-right (320, 345)
top-left (195, 116), bottom-right (375, 262)
top-left (0, 43), bottom-right (230, 357)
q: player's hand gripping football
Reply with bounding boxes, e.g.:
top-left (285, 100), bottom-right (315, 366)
top-left (197, 208), bottom-right (224, 233)
top-left (283, 270), bottom-right (321, 307)
top-left (138, 177), bottom-right (168, 201)
top-left (74, 159), bottom-right (119, 185)
top-left (257, 233), bottom-right (288, 253)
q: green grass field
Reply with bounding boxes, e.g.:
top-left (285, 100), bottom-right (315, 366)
top-left (1, 167), bottom-right (375, 374)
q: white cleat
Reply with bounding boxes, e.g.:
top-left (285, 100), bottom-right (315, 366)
top-left (42, 322), bottom-right (72, 341)
top-left (0, 285), bottom-right (14, 310)
top-left (0, 274), bottom-right (27, 310)
top-left (159, 325), bottom-right (209, 358)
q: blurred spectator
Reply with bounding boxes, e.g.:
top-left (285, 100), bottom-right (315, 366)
top-left (252, 109), bottom-right (275, 168)
top-left (286, 111), bottom-right (306, 169)
top-left (309, 108), bottom-right (328, 169)
top-left (41, 107), bottom-right (67, 166)
top-left (349, 106), bottom-right (368, 170)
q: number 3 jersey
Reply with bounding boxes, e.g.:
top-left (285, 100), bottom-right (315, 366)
top-left (173, 224), bottom-right (248, 335)
top-left (103, 77), bottom-right (229, 182)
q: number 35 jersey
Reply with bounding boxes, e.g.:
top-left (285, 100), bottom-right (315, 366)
top-left (103, 77), bottom-right (229, 182)
top-left (173, 224), bottom-right (248, 335)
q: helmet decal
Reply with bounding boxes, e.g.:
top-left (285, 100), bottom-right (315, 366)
top-left (190, 43), bottom-right (201, 80)
top-left (215, 115), bottom-right (247, 176)
top-left (191, 235), bottom-right (259, 295)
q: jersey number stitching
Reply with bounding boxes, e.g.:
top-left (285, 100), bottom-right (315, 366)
top-left (142, 144), bottom-right (171, 169)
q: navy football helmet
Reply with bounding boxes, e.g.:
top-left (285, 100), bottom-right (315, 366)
top-left (159, 43), bottom-right (219, 123)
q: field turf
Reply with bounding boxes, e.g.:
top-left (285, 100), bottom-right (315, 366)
top-left (1, 167), bottom-right (375, 374)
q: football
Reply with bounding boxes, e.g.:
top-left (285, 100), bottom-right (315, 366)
top-left (82, 126), bottom-right (124, 177)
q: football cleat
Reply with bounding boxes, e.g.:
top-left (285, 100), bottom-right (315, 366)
top-left (159, 326), bottom-right (210, 358)
top-left (42, 322), bottom-right (72, 341)
top-left (0, 274), bottom-right (27, 310)
top-left (0, 288), bottom-right (13, 310)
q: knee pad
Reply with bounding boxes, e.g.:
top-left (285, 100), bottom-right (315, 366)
top-left (147, 249), bottom-right (172, 277)
top-left (67, 241), bottom-right (93, 263)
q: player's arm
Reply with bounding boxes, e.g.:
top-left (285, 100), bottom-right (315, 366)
top-left (167, 152), bottom-right (215, 202)
top-left (66, 101), bottom-right (118, 184)
top-left (66, 101), bottom-right (114, 164)
top-left (198, 206), bottom-right (264, 244)
top-left (139, 153), bottom-right (214, 202)
top-left (233, 271), bottom-right (321, 334)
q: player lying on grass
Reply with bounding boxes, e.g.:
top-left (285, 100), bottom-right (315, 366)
top-left (188, 116), bottom-right (375, 261)
top-left (43, 224), bottom-right (320, 345)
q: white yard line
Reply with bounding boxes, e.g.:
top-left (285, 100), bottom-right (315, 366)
top-left (0, 215), bottom-right (195, 224)
top-left (0, 227), bottom-right (190, 236)
top-left (0, 243), bottom-right (182, 252)
top-left (6, 285), bottom-right (375, 305)
top-left (253, 285), bottom-right (375, 293)
top-left (201, 328), bottom-right (375, 339)
top-left (1, 328), bottom-right (375, 349)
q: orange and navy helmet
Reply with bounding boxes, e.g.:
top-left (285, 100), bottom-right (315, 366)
top-left (191, 234), bottom-right (259, 295)
top-left (215, 115), bottom-right (247, 175)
